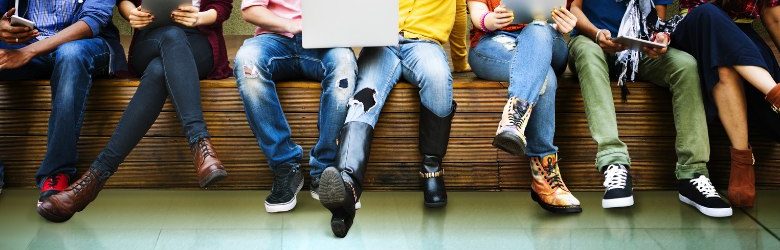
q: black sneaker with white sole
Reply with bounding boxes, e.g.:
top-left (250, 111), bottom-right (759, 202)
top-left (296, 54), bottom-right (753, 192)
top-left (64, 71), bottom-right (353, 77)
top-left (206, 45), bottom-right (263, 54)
top-left (265, 162), bottom-right (304, 213)
top-left (601, 164), bottom-right (634, 208)
top-left (678, 174), bottom-right (732, 218)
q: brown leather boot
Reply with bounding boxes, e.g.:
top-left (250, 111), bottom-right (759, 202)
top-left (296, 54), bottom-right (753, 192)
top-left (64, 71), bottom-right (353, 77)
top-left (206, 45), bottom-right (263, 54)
top-left (36, 169), bottom-right (109, 222)
top-left (765, 84), bottom-right (780, 113)
top-left (192, 138), bottom-right (227, 188)
top-left (728, 147), bottom-right (756, 207)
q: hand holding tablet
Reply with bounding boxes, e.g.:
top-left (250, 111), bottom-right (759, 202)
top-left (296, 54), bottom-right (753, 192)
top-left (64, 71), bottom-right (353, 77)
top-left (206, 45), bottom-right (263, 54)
top-left (137, 0), bottom-right (192, 29)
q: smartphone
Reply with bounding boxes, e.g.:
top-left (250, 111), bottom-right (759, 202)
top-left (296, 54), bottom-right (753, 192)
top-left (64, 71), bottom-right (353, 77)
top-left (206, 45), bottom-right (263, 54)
top-left (10, 15), bottom-right (36, 29)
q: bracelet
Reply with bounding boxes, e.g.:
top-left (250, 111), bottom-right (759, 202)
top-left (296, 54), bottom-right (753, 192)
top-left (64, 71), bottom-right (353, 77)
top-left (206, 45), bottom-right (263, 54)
top-left (595, 29), bottom-right (606, 42)
top-left (480, 12), bottom-right (491, 32)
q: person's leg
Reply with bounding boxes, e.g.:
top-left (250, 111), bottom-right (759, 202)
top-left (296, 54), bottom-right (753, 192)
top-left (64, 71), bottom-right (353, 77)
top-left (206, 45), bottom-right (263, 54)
top-left (569, 35), bottom-right (634, 209)
top-left (235, 34), bottom-right (305, 213)
top-left (35, 38), bottom-right (110, 186)
top-left (399, 40), bottom-right (454, 208)
top-left (568, 36), bottom-right (630, 170)
top-left (713, 67), bottom-right (750, 149)
top-left (91, 59), bottom-right (169, 174)
top-left (297, 47), bottom-right (357, 178)
top-left (34, 38), bottom-right (112, 222)
top-left (234, 34), bottom-right (303, 169)
top-left (319, 45), bottom-right (403, 238)
top-left (638, 49), bottom-right (710, 179)
top-left (637, 49), bottom-right (732, 217)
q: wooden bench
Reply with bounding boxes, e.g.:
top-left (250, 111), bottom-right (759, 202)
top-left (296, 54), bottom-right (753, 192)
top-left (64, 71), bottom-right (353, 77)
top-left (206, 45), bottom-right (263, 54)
top-left (1, 36), bottom-right (778, 191)
top-left (2, 73), bottom-right (778, 191)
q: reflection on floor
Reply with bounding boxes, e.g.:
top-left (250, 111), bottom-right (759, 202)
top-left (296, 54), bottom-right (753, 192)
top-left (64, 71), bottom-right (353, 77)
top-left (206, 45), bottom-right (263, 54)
top-left (0, 190), bottom-right (777, 250)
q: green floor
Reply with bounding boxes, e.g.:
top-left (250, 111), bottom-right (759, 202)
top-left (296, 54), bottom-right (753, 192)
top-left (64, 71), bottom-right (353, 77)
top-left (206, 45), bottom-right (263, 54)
top-left (0, 189), bottom-right (778, 250)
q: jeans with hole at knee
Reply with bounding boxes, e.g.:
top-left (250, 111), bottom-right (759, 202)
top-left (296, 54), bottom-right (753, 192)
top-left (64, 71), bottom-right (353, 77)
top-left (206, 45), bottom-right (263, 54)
top-left (1, 38), bottom-right (110, 187)
top-left (91, 26), bottom-right (213, 174)
top-left (468, 24), bottom-right (568, 157)
top-left (346, 37), bottom-right (453, 127)
top-left (234, 34), bottom-right (357, 177)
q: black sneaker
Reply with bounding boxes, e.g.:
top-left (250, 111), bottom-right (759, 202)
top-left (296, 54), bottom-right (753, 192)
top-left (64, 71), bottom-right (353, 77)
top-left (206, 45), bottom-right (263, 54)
top-left (601, 164), bottom-right (634, 208)
top-left (264, 163), bottom-right (304, 213)
top-left (310, 175), bottom-right (320, 200)
top-left (678, 174), bottom-right (732, 217)
top-left (311, 174), bottom-right (362, 209)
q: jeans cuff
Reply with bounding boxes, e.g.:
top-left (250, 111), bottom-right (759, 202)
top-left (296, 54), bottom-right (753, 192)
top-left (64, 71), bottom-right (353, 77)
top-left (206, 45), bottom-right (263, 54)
top-left (187, 132), bottom-right (211, 146)
top-left (595, 149), bottom-right (631, 172)
top-left (675, 163), bottom-right (709, 180)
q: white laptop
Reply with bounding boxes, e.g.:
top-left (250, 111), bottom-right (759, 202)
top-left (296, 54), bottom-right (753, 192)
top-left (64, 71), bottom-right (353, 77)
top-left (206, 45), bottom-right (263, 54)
top-left (302, 0), bottom-right (398, 49)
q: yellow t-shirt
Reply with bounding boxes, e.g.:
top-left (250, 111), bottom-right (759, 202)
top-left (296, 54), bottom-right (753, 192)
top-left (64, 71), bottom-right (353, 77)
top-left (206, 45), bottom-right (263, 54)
top-left (399, 0), bottom-right (456, 44)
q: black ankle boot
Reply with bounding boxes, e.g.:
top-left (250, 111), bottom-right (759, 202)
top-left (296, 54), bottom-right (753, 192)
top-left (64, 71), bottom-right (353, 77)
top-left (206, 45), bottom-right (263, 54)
top-left (319, 121), bottom-right (373, 238)
top-left (419, 102), bottom-right (456, 208)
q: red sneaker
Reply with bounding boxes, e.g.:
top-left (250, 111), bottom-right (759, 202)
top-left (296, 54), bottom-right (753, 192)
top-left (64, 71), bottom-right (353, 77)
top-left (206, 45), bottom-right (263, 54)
top-left (38, 173), bottom-right (69, 207)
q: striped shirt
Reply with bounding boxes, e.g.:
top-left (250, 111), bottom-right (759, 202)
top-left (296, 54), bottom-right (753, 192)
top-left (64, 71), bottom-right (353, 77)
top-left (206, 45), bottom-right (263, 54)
top-left (27, 0), bottom-right (82, 40)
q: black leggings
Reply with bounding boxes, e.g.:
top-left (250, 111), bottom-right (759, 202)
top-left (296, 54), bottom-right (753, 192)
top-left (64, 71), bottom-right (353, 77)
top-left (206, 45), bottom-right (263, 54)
top-left (92, 26), bottom-right (214, 173)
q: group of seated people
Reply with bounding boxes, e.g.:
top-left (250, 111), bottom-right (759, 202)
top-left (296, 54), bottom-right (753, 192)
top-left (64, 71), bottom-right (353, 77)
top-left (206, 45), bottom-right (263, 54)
top-left (0, 0), bottom-right (778, 238)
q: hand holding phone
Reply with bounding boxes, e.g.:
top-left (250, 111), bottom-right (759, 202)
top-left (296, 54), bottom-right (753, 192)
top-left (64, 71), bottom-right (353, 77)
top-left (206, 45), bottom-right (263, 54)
top-left (0, 8), bottom-right (38, 44)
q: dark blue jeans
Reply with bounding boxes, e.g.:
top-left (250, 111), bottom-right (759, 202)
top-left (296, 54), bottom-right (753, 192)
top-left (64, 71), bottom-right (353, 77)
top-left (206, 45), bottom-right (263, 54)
top-left (234, 34), bottom-right (357, 177)
top-left (0, 38), bottom-right (110, 187)
top-left (91, 26), bottom-right (213, 173)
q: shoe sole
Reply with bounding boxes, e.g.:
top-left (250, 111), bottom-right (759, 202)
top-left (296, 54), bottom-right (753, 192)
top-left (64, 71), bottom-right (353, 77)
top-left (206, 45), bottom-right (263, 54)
top-left (531, 192), bottom-right (582, 214)
top-left (265, 179), bottom-right (304, 213)
top-left (319, 168), bottom-right (349, 212)
top-left (424, 201), bottom-right (447, 208)
top-left (36, 205), bottom-right (72, 223)
top-left (199, 169), bottom-right (228, 188)
top-left (602, 196), bottom-right (634, 208)
top-left (312, 191), bottom-right (363, 210)
top-left (678, 194), bottom-right (733, 218)
top-left (492, 132), bottom-right (526, 156)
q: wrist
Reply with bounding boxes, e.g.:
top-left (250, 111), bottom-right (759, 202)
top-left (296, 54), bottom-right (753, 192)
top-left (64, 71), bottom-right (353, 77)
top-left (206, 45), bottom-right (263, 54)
top-left (594, 29), bottom-right (606, 42)
top-left (194, 12), bottom-right (203, 26)
top-left (480, 12), bottom-right (491, 32)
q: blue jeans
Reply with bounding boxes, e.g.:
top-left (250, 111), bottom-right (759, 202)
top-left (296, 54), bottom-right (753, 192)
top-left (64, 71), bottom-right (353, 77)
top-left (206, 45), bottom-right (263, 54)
top-left (234, 34), bottom-right (357, 177)
top-left (468, 24), bottom-right (568, 157)
top-left (0, 38), bottom-right (110, 186)
top-left (346, 37), bottom-right (453, 126)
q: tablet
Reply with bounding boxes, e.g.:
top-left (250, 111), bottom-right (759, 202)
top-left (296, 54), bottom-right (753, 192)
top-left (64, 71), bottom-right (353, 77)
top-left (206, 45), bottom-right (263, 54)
top-left (139, 0), bottom-right (192, 29)
top-left (502, 0), bottom-right (567, 24)
top-left (611, 36), bottom-right (667, 49)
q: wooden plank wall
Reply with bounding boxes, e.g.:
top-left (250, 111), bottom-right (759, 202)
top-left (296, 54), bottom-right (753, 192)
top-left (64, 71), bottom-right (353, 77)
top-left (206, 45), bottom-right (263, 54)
top-left (1, 74), bottom-right (778, 191)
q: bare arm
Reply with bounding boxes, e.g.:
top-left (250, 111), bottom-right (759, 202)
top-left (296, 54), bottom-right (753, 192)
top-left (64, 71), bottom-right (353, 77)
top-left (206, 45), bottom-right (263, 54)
top-left (762, 5), bottom-right (780, 52)
top-left (241, 5), bottom-right (299, 34)
top-left (570, 0), bottom-right (601, 41)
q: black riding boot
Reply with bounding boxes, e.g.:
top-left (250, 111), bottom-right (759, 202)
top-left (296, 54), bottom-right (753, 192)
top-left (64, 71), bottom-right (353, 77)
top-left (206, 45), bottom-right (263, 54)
top-left (319, 121), bottom-right (373, 238)
top-left (419, 101), bottom-right (456, 208)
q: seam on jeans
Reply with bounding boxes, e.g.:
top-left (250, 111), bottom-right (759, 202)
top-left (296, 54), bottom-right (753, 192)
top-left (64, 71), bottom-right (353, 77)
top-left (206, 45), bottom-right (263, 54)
top-left (472, 49), bottom-right (511, 65)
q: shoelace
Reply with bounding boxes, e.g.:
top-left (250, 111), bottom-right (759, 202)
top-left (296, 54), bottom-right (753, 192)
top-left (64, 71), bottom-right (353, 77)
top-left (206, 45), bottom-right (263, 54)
top-left (195, 140), bottom-right (214, 159)
top-left (603, 164), bottom-right (628, 190)
top-left (690, 175), bottom-right (719, 198)
top-left (543, 158), bottom-right (566, 190)
top-left (270, 168), bottom-right (296, 197)
top-left (71, 172), bottom-right (95, 195)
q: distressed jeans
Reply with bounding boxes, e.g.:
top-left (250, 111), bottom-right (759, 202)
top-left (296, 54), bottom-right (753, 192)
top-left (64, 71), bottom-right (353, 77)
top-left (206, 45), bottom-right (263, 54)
top-left (568, 35), bottom-right (710, 179)
top-left (346, 37), bottom-right (453, 126)
top-left (0, 38), bottom-right (110, 186)
top-left (234, 34), bottom-right (357, 177)
top-left (469, 24), bottom-right (567, 157)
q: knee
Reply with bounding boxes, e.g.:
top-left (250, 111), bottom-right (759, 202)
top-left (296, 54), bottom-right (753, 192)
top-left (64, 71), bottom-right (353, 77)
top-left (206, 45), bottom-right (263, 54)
top-left (158, 26), bottom-right (188, 44)
top-left (717, 67), bottom-right (740, 83)
top-left (141, 60), bottom-right (165, 82)
top-left (671, 53), bottom-right (699, 77)
top-left (54, 42), bottom-right (92, 65)
top-left (325, 49), bottom-right (358, 90)
top-left (234, 45), bottom-right (269, 82)
top-left (569, 37), bottom-right (603, 63)
top-left (518, 24), bottom-right (555, 44)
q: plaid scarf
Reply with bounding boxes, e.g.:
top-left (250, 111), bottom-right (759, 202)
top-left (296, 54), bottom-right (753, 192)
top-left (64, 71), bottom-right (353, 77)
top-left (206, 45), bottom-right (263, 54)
top-left (615, 0), bottom-right (683, 101)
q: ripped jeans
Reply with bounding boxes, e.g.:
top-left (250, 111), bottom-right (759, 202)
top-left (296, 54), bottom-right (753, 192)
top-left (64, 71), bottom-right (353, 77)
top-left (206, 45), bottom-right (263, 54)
top-left (234, 34), bottom-right (357, 177)
top-left (346, 37), bottom-right (453, 127)
top-left (468, 24), bottom-right (568, 157)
